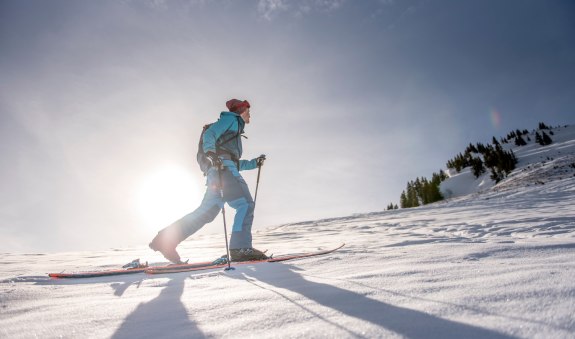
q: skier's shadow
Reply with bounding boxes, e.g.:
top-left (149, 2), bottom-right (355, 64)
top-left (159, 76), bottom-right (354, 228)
top-left (33, 273), bottom-right (204, 338)
top-left (228, 264), bottom-right (516, 339)
top-left (111, 275), bottom-right (205, 339)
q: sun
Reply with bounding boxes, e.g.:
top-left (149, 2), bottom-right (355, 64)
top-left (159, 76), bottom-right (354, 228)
top-left (135, 165), bottom-right (201, 230)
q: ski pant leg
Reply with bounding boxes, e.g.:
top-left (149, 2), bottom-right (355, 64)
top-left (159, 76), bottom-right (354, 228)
top-left (166, 169), bottom-right (224, 241)
top-left (221, 166), bottom-right (255, 249)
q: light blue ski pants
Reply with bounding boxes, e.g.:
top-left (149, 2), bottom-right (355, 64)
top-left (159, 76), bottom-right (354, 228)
top-left (168, 163), bottom-right (255, 249)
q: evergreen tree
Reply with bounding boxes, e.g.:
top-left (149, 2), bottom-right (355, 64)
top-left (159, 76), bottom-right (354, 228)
top-left (432, 170), bottom-right (448, 186)
top-left (541, 131), bottom-right (553, 145)
top-left (538, 122), bottom-right (550, 130)
top-left (476, 143), bottom-right (486, 153)
top-left (439, 169), bottom-right (448, 181)
top-left (514, 134), bottom-right (527, 146)
top-left (490, 168), bottom-right (504, 183)
top-left (466, 143), bottom-right (478, 154)
top-left (400, 191), bottom-right (408, 209)
top-left (407, 182), bottom-right (419, 207)
top-left (425, 180), bottom-right (443, 203)
top-left (535, 131), bottom-right (542, 144)
top-left (470, 157), bottom-right (485, 178)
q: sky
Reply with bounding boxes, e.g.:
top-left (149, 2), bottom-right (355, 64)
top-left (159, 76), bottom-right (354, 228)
top-left (1, 0), bottom-right (574, 253)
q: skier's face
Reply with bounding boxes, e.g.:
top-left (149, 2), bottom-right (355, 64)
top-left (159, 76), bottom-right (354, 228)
top-left (240, 108), bottom-right (251, 124)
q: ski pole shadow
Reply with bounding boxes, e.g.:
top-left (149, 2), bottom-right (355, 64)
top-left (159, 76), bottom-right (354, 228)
top-left (300, 271), bottom-right (570, 332)
top-left (229, 264), bottom-right (516, 339)
top-left (111, 274), bottom-right (206, 339)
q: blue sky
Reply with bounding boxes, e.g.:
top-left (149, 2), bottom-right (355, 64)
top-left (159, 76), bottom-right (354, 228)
top-left (1, 0), bottom-right (574, 252)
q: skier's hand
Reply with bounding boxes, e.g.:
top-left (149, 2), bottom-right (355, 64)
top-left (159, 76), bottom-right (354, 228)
top-left (256, 154), bottom-right (266, 167)
top-left (206, 151), bottom-right (222, 169)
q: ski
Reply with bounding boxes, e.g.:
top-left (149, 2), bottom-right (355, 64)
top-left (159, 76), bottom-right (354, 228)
top-left (145, 243), bottom-right (345, 274)
top-left (48, 260), bottom-right (215, 279)
top-left (47, 244), bottom-right (344, 278)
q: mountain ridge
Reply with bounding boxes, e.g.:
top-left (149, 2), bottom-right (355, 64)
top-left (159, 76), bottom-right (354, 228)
top-left (441, 124), bottom-right (575, 200)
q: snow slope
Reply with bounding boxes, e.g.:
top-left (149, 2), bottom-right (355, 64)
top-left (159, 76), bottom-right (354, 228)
top-left (1, 126), bottom-right (575, 338)
top-left (441, 124), bottom-right (575, 199)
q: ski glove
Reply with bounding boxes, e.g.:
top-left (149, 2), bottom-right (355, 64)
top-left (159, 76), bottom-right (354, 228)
top-left (256, 154), bottom-right (266, 167)
top-left (205, 151), bottom-right (222, 169)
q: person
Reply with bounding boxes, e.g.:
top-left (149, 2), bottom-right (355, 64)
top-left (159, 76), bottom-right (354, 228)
top-left (149, 99), bottom-right (267, 264)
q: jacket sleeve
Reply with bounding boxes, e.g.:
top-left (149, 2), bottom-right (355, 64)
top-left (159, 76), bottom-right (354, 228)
top-left (202, 116), bottom-right (235, 154)
top-left (239, 159), bottom-right (258, 171)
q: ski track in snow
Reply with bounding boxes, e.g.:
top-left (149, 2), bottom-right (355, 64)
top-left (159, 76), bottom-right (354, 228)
top-left (1, 126), bottom-right (575, 338)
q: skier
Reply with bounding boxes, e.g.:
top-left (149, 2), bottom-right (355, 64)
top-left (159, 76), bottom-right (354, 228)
top-left (149, 99), bottom-right (267, 264)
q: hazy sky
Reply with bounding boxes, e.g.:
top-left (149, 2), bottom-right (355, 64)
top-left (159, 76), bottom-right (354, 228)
top-left (1, 0), bottom-right (574, 252)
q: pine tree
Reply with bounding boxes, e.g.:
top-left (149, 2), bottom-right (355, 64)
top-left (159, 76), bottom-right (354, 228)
top-left (535, 132), bottom-right (542, 145)
top-left (439, 169), bottom-right (448, 181)
top-left (538, 122), bottom-right (549, 130)
top-left (514, 134), bottom-right (527, 146)
top-left (541, 131), bottom-right (553, 145)
top-left (407, 181), bottom-right (419, 208)
top-left (476, 143), bottom-right (486, 153)
top-left (490, 168), bottom-right (504, 183)
top-left (466, 143), bottom-right (478, 153)
top-left (471, 157), bottom-right (485, 178)
top-left (400, 191), bottom-right (408, 209)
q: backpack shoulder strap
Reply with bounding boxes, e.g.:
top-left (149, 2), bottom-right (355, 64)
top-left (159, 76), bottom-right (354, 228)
top-left (215, 115), bottom-right (243, 146)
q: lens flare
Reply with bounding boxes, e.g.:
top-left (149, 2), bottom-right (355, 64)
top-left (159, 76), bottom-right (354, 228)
top-left (490, 108), bottom-right (502, 129)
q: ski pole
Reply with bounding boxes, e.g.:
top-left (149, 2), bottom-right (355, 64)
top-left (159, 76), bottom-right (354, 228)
top-left (218, 167), bottom-right (234, 271)
top-left (253, 163), bottom-right (262, 206)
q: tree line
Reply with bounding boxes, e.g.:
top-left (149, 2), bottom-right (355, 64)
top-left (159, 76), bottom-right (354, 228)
top-left (397, 171), bottom-right (448, 209)
top-left (447, 141), bottom-right (518, 182)
top-left (387, 122), bottom-right (555, 210)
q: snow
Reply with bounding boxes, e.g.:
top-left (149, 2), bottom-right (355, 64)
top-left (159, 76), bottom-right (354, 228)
top-left (2, 126), bottom-right (575, 338)
top-left (441, 124), bottom-right (575, 200)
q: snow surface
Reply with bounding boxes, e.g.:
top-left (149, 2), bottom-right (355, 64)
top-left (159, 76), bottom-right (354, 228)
top-left (2, 126), bottom-right (575, 338)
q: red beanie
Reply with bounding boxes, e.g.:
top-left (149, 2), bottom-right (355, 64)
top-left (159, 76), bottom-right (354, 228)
top-left (226, 99), bottom-right (251, 113)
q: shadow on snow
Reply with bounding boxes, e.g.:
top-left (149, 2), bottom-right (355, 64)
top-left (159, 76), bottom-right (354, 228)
top-left (226, 264), bottom-right (516, 339)
top-left (110, 274), bottom-right (205, 339)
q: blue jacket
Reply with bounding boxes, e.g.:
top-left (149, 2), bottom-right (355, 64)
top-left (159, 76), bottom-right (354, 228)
top-left (202, 112), bottom-right (258, 171)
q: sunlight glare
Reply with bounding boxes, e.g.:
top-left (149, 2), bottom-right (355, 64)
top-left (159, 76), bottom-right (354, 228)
top-left (135, 165), bottom-right (201, 230)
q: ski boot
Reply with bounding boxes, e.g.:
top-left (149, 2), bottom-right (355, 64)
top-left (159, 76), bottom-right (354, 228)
top-left (225, 248), bottom-right (269, 262)
top-left (149, 226), bottom-right (185, 264)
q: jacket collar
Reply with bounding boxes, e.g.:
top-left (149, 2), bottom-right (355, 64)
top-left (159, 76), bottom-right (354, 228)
top-left (220, 111), bottom-right (245, 133)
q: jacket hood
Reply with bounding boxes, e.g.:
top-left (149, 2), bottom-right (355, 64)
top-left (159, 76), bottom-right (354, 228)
top-left (220, 111), bottom-right (240, 118)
